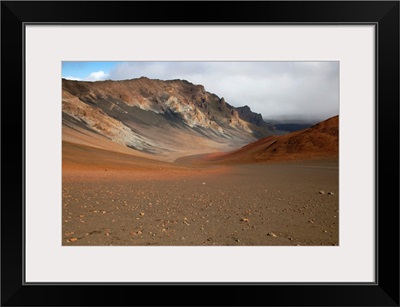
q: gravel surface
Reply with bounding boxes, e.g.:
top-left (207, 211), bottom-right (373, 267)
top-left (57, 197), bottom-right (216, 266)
top-left (62, 161), bottom-right (338, 246)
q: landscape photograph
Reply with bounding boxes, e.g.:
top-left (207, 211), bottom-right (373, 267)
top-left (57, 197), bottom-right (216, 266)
top-left (62, 61), bottom-right (339, 246)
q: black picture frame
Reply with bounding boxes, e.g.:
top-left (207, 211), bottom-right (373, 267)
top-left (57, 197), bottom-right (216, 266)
top-left (1, 1), bottom-right (399, 306)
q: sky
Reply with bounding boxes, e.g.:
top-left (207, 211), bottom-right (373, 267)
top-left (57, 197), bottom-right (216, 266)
top-left (62, 61), bottom-right (339, 123)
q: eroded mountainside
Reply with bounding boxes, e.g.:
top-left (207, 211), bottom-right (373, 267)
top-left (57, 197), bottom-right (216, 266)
top-left (62, 78), bottom-right (274, 161)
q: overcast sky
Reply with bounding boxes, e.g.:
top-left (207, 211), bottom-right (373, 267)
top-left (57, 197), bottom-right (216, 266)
top-left (62, 61), bottom-right (339, 123)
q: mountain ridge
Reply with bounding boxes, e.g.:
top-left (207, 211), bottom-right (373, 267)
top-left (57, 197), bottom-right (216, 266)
top-left (62, 77), bottom-right (274, 161)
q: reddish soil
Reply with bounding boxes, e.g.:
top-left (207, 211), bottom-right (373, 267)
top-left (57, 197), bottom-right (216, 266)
top-left (199, 115), bottom-right (339, 164)
top-left (62, 142), bottom-right (338, 246)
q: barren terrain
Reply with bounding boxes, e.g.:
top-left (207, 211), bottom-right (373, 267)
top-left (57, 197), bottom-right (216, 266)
top-left (63, 143), bottom-right (338, 246)
top-left (62, 78), bottom-right (338, 246)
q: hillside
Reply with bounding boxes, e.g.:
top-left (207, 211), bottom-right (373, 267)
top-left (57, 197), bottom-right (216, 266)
top-left (62, 78), bottom-right (274, 161)
top-left (200, 115), bottom-right (339, 164)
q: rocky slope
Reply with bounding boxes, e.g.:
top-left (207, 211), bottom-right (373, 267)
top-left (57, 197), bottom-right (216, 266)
top-left (236, 105), bottom-right (275, 135)
top-left (62, 78), bottom-right (273, 161)
top-left (200, 115), bottom-right (339, 163)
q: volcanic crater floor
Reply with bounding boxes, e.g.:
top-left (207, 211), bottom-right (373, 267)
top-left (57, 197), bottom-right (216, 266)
top-left (62, 160), bottom-right (338, 246)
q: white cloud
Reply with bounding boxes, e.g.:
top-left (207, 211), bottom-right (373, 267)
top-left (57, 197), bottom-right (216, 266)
top-left (63, 70), bottom-right (110, 82)
top-left (85, 70), bottom-right (109, 81)
top-left (63, 76), bottom-right (82, 81)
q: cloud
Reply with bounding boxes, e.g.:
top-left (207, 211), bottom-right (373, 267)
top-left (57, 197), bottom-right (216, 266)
top-left (107, 62), bottom-right (339, 123)
top-left (63, 76), bottom-right (82, 81)
top-left (63, 70), bottom-right (109, 82)
top-left (85, 70), bottom-right (109, 81)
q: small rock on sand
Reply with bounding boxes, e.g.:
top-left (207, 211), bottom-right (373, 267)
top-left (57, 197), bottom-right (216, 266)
top-left (319, 191), bottom-right (325, 195)
top-left (328, 192), bottom-right (334, 195)
top-left (267, 232), bottom-right (277, 237)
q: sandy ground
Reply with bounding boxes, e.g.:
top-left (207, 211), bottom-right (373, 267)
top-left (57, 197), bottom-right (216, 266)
top-left (62, 156), bottom-right (338, 246)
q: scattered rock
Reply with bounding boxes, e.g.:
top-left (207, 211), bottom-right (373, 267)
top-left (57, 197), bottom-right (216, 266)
top-left (202, 182), bottom-right (206, 185)
top-left (88, 230), bottom-right (102, 235)
top-left (267, 232), bottom-right (277, 237)
top-left (240, 217), bottom-right (249, 222)
top-left (288, 237), bottom-right (293, 241)
top-left (328, 192), bottom-right (334, 195)
top-left (68, 238), bottom-right (78, 242)
top-left (139, 212), bottom-right (145, 216)
top-left (318, 191), bottom-right (325, 195)
top-left (181, 236), bottom-right (185, 240)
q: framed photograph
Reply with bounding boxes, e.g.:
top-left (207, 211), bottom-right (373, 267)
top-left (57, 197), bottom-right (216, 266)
top-left (2, 1), bottom-right (399, 306)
